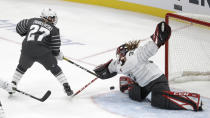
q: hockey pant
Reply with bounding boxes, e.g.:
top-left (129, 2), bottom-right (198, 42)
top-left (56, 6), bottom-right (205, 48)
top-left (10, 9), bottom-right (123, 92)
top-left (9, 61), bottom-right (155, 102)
top-left (16, 43), bottom-right (62, 76)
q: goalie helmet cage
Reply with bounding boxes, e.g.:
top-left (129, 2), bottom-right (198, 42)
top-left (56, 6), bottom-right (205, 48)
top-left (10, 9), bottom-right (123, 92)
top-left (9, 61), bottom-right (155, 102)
top-left (165, 13), bottom-right (210, 82)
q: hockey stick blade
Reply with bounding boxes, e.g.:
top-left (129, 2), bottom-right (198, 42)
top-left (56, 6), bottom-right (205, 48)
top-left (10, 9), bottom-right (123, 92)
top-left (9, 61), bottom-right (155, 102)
top-left (15, 89), bottom-right (51, 102)
top-left (39, 90), bottom-right (51, 102)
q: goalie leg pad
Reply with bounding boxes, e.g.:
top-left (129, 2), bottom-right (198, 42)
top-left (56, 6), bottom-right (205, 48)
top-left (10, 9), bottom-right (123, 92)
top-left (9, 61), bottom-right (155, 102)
top-left (151, 87), bottom-right (203, 111)
top-left (150, 80), bottom-right (186, 110)
top-left (162, 91), bottom-right (202, 111)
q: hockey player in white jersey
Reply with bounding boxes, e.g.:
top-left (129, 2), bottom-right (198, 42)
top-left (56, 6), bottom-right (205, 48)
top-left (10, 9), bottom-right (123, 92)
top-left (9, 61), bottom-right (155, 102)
top-left (94, 21), bottom-right (202, 111)
top-left (0, 79), bottom-right (16, 118)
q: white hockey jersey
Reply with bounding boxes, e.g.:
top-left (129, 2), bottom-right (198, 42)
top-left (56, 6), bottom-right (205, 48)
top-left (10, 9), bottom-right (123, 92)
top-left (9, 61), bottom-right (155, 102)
top-left (108, 41), bottom-right (164, 87)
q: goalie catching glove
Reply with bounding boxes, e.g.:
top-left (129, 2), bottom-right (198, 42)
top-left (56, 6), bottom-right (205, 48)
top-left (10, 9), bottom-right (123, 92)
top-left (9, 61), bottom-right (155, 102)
top-left (151, 21), bottom-right (171, 48)
top-left (93, 59), bottom-right (117, 79)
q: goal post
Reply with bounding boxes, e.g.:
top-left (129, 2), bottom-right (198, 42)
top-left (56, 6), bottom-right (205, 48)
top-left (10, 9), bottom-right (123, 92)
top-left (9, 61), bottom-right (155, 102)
top-left (165, 13), bottom-right (210, 82)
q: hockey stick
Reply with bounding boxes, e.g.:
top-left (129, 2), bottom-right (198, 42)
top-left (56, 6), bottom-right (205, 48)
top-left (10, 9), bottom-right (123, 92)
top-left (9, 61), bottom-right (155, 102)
top-left (72, 78), bottom-right (98, 97)
top-left (63, 57), bottom-right (98, 77)
top-left (63, 57), bottom-right (99, 97)
top-left (15, 89), bottom-right (51, 102)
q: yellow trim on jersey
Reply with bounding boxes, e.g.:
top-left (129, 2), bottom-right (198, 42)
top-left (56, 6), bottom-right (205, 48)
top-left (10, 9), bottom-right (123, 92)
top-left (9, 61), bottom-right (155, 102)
top-left (63, 0), bottom-right (174, 17)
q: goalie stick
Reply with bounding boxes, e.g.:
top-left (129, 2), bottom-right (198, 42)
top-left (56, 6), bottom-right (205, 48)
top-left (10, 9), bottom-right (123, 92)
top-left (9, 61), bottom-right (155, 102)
top-left (72, 78), bottom-right (98, 97)
top-left (15, 89), bottom-right (51, 102)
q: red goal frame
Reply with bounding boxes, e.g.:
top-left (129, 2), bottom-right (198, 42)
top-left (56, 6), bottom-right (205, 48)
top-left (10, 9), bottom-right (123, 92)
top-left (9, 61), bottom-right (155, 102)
top-left (164, 13), bottom-right (210, 79)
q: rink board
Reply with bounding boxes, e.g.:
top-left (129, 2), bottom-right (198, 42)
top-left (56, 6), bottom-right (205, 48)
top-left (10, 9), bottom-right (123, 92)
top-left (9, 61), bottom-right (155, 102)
top-left (64, 0), bottom-right (172, 18)
top-left (92, 91), bottom-right (210, 118)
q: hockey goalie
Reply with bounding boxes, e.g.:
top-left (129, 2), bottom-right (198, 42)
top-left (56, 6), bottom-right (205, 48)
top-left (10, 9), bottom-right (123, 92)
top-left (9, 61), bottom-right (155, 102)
top-left (94, 21), bottom-right (203, 111)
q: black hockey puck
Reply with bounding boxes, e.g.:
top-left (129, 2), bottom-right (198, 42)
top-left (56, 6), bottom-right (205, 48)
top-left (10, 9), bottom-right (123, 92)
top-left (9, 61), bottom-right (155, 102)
top-left (110, 86), bottom-right (115, 90)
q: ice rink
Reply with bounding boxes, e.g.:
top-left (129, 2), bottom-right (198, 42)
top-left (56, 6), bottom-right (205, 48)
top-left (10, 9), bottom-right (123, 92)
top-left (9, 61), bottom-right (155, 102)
top-left (0, 0), bottom-right (209, 118)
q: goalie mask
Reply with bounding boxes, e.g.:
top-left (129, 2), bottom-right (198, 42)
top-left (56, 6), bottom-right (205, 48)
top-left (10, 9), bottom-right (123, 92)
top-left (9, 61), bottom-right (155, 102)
top-left (116, 44), bottom-right (128, 66)
top-left (41, 8), bottom-right (58, 25)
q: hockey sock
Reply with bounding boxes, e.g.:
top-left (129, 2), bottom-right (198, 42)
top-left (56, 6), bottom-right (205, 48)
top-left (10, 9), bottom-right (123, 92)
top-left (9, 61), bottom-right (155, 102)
top-left (55, 72), bottom-right (68, 85)
top-left (12, 70), bottom-right (23, 84)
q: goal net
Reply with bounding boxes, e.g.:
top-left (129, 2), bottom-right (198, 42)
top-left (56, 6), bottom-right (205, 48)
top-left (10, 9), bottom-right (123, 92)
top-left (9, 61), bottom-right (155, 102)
top-left (165, 13), bottom-right (210, 83)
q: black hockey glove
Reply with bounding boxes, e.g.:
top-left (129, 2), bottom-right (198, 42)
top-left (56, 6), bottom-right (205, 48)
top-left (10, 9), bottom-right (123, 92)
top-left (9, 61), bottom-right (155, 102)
top-left (93, 59), bottom-right (117, 79)
top-left (151, 21), bottom-right (171, 48)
